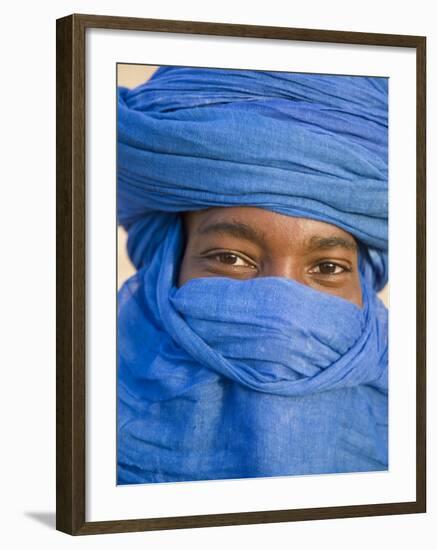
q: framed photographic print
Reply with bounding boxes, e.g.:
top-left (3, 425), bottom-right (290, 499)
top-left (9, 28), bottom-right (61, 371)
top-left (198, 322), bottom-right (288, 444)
top-left (56, 13), bottom-right (426, 535)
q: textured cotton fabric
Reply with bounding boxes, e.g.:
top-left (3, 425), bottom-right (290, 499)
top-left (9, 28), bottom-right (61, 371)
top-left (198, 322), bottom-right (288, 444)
top-left (117, 67), bottom-right (388, 484)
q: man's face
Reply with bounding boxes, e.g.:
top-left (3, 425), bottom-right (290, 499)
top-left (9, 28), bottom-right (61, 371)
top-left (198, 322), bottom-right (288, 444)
top-left (178, 207), bottom-right (362, 308)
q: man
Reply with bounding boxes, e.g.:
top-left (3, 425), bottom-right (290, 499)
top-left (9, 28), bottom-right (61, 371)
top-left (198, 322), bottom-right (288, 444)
top-left (117, 66), bottom-right (388, 484)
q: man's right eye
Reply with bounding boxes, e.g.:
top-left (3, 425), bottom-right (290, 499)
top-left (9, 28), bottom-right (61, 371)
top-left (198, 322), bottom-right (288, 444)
top-left (206, 251), bottom-right (257, 269)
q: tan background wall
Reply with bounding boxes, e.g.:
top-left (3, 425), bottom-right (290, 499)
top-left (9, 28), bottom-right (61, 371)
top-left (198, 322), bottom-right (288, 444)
top-left (117, 64), bottom-right (389, 307)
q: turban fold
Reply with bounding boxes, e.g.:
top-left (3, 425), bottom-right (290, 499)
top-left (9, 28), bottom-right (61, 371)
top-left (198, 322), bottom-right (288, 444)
top-left (117, 67), bottom-right (388, 484)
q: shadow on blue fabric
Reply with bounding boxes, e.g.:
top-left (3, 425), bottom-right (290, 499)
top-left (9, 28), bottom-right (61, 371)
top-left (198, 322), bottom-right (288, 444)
top-left (116, 66), bottom-right (388, 484)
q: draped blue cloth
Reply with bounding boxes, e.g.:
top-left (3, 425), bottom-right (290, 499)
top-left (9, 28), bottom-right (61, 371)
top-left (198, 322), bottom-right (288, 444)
top-left (117, 67), bottom-right (388, 484)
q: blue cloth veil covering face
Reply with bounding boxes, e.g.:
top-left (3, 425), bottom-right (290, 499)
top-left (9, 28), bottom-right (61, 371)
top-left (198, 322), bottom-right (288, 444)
top-left (117, 66), bottom-right (388, 484)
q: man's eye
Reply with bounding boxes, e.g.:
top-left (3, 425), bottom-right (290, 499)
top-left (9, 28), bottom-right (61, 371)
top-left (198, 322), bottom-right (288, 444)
top-left (209, 252), bottom-right (256, 269)
top-left (310, 262), bottom-right (348, 275)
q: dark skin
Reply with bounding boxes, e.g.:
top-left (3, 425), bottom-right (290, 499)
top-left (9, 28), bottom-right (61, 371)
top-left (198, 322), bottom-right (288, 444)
top-left (178, 206), bottom-right (363, 308)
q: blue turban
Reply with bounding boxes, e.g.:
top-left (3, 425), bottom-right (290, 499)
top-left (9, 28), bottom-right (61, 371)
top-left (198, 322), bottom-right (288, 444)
top-left (117, 67), bottom-right (388, 484)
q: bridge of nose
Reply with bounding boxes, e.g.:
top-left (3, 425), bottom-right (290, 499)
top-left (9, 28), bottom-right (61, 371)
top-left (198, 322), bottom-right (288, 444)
top-left (261, 256), bottom-right (305, 283)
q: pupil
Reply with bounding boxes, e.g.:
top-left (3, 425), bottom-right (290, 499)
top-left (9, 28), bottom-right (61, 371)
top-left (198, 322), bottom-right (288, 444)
top-left (320, 262), bottom-right (336, 274)
top-left (221, 253), bottom-right (237, 264)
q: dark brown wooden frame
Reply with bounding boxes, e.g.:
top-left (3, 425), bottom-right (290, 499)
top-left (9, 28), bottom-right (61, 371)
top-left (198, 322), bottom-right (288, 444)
top-left (56, 13), bottom-right (427, 536)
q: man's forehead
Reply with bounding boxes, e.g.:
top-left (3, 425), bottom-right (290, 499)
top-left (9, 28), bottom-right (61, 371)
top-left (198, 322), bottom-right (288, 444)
top-left (184, 206), bottom-right (357, 251)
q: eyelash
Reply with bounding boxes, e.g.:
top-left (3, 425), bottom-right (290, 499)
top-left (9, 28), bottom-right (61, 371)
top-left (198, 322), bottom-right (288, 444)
top-left (203, 250), bottom-right (352, 276)
top-left (308, 262), bottom-right (351, 276)
top-left (205, 250), bottom-right (257, 269)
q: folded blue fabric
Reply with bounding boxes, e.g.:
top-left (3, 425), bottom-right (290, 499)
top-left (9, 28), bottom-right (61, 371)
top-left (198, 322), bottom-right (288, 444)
top-left (117, 67), bottom-right (388, 484)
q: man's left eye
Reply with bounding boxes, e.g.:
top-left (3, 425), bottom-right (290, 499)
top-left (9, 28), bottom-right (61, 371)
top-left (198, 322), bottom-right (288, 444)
top-left (310, 262), bottom-right (347, 275)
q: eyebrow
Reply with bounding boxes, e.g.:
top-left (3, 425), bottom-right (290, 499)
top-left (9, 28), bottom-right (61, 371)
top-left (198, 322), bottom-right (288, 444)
top-left (307, 235), bottom-right (357, 252)
top-left (195, 221), bottom-right (267, 248)
top-left (195, 220), bottom-right (357, 252)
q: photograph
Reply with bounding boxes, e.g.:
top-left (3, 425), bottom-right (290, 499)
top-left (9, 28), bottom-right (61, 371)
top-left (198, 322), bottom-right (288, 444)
top-left (116, 64), bottom-right (390, 485)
